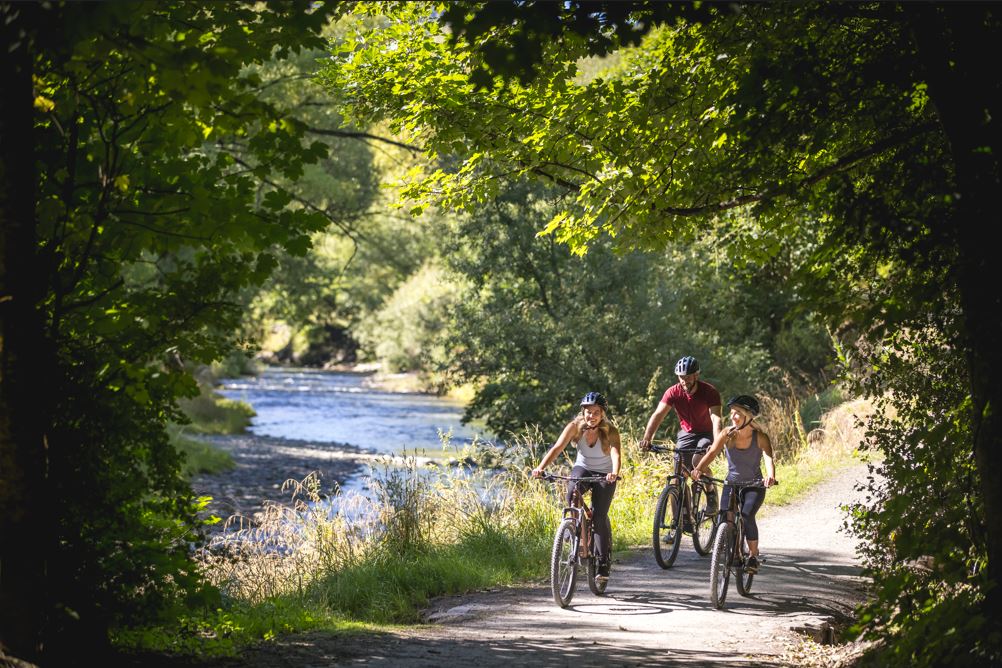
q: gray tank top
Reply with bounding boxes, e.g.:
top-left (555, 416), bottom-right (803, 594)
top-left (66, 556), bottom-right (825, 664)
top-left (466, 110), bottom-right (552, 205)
top-left (573, 432), bottom-right (613, 473)
top-left (725, 430), bottom-right (763, 483)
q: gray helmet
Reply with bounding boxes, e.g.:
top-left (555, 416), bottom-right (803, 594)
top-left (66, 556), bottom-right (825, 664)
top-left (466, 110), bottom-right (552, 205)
top-left (674, 356), bottom-right (699, 375)
top-left (727, 394), bottom-right (760, 416)
top-left (580, 391), bottom-right (608, 412)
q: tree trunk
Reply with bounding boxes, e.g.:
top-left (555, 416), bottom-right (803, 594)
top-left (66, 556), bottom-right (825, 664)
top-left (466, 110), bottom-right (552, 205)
top-left (909, 4), bottom-right (1002, 622)
top-left (0, 5), bottom-right (54, 663)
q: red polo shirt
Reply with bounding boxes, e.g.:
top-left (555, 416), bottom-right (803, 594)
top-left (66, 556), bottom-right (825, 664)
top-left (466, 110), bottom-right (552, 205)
top-left (660, 380), bottom-right (721, 433)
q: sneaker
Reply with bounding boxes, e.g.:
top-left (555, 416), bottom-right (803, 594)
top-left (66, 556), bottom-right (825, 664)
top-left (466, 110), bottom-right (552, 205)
top-left (745, 556), bottom-right (759, 574)
top-left (598, 560), bottom-right (611, 577)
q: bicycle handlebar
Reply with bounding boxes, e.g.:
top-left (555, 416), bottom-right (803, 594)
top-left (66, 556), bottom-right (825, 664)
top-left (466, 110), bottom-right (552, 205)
top-left (646, 444), bottom-right (708, 454)
top-left (698, 475), bottom-right (779, 488)
top-left (540, 472), bottom-right (618, 483)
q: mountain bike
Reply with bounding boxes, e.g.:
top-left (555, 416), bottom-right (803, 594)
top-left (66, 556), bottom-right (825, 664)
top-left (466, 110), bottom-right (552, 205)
top-left (648, 444), bottom-right (719, 568)
top-left (701, 475), bottom-right (777, 609)
top-left (541, 472), bottom-right (613, 608)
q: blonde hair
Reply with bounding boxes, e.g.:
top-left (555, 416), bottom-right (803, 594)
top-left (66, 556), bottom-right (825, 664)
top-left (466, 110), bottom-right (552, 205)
top-left (573, 409), bottom-right (619, 455)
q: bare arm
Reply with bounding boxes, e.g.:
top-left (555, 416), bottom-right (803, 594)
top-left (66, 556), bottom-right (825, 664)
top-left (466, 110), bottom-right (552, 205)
top-left (639, 401), bottom-right (672, 449)
top-left (607, 431), bottom-right (622, 482)
top-left (692, 427), bottom-right (732, 480)
top-left (758, 431), bottom-right (777, 486)
top-left (709, 404), bottom-right (722, 440)
top-left (532, 420), bottom-right (580, 477)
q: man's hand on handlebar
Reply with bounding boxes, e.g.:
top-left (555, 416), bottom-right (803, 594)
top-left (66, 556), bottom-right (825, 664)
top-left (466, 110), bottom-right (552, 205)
top-left (691, 468), bottom-right (705, 481)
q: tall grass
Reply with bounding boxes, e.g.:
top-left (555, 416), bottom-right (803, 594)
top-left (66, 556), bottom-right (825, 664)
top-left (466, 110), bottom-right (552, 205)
top-left (122, 392), bottom-right (873, 656)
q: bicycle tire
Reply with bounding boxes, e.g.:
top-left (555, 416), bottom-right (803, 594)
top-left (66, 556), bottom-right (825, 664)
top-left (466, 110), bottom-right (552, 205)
top-left (653, 485), bottom-right (682, 569)
top-left (735, 524), bottom-right (754, 596)
top-left (710, 522), bottom-right (734, 609)
top-left (586, 555), bottom-right (608, 595)
top-left (550, 518), bottom-right (579, 608)
top-left (691, 483), bottom-right (718, 556)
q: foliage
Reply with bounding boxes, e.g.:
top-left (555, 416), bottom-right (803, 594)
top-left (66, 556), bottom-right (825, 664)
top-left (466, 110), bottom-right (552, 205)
top-left (845, 319), bottom-right (999, 666)
top-left (0, 1), bottom-right (358, 660)
top-left (353, 259), bottom-right (465, 375)
top-left (437, 180), bottom-right (828, 435)
top-left (321, 2), bottom-right (1002, 663)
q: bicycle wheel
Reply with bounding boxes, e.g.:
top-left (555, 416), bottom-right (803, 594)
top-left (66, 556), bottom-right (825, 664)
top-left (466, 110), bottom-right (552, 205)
top-left (735, 525), bottom-right (754, 596)
top-left (710, 522), bottom-right (734, 609)
top-left (550, 518), bottom-right (579, 608)
top-left (691, 482), bottom-right (719, 556)
top-left (653, 485), bottom-right (682, 569)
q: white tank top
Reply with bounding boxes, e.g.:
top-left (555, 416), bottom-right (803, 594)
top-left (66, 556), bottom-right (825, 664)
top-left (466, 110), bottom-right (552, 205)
top-left (573, 432), bottom-right (613, 473)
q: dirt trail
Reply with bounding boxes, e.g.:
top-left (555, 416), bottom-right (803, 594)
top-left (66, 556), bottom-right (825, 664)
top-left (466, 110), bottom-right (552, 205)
top-left (214, 463), bottom-right (872, 667)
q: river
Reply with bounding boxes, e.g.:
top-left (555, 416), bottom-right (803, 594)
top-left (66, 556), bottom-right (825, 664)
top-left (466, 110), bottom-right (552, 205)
top-left (216, 366), bottom-right (487, 455)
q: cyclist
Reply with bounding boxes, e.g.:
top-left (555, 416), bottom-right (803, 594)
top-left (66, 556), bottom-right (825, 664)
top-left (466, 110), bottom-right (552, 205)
top-left (691, 394), bottom-right (777, 573)
top-left (639, 356), bottom-right (723, 525)
top-left (532, 391), bottom-right (622, 583)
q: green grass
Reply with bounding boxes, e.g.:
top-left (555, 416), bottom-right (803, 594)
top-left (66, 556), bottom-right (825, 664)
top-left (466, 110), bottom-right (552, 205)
top-left (170, 426), bottom-right (235, 477)
top-left (177, 387), bottom-right (255, 435)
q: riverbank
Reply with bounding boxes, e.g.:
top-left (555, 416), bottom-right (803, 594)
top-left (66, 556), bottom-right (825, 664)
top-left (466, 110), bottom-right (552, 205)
top-left (189, 433), bottom-right (367, 528)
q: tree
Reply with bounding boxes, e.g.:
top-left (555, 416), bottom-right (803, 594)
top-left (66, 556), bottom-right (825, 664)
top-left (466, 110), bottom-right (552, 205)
top-left (0, 2), bottom-right (354, 662)
top-left (322, 2), bottom-right (1002, 662)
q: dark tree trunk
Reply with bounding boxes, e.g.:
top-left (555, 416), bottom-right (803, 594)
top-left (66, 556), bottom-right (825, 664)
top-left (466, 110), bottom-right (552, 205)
top-left (0, 4), bottom-right (52, 664)
top-left (909, 4), bottom-right (1002, 622)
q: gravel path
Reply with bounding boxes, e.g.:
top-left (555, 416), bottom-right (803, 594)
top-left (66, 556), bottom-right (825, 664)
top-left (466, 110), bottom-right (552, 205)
top-left (193, 461), bottom-right (873, 667)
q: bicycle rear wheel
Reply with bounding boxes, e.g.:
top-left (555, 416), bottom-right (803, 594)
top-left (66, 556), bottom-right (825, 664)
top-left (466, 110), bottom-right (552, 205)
top-left (550, 518), bottom-right (579, 608)
top-left (586, 555), bottom-right (608, 595)
top-left (735, 528), bottom-right (754, 596)
top-left (710, 522), bottom-right (734, 609)
top-left (691, 482), bottom-right (718, 556)
top-left (653, 485), bottom-right (681, 569)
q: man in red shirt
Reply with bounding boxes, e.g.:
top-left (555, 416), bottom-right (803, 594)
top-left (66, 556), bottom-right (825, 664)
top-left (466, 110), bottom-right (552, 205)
top-left (639, 355), bottom-right (723, 464)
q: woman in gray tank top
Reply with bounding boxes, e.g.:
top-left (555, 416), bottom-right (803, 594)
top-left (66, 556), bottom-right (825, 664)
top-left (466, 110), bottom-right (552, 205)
top-left (532, 392), bottom-right (622, 582)
top-left (692, 394), bottom-right (776, 573)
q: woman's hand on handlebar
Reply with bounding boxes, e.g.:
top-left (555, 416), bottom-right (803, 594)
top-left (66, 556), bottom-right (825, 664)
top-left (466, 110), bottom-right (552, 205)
top-left (606, 471), bottom-right (619, 483)
top-left (531, 467), bottom-right (544, 479)
top-left (764, 476), bottom-right (777, 487)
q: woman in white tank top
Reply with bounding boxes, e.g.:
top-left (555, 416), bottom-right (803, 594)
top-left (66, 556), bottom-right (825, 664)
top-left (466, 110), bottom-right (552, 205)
top-left (532, 392), bottom-right (622, 581)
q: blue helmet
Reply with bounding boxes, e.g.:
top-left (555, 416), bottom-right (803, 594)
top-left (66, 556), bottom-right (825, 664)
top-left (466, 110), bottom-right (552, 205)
top-left (674, 356), bottom-right (700, 375)
top-left (580, 391), bottom-right (608, 412)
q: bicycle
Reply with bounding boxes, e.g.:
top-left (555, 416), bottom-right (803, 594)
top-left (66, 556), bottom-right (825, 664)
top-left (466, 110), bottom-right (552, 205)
top-left (648, 444), bottom-right (719, 568)
top-left (540, 472), bottom-right (613, 608)
top-left (700, 475), bottom-right (777, 609)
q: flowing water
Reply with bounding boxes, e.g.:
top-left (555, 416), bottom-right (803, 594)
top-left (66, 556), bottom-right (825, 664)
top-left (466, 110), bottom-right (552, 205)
top-left (216, 367), bottom-right (486, 454)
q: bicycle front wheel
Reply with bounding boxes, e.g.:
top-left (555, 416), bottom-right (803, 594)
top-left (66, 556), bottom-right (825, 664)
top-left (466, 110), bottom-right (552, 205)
top-left (550, 518), bottom-right (579, 608)
top-left (710, 522), bottom-right (734, 609)
top-left (691, 482), bottom-right (719, 556)
top-left (653, 485), bottom-right (682, 569)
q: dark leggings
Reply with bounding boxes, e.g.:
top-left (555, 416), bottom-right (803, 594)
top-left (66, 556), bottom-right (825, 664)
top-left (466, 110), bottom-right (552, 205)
top-left (719, 485), bottom-right (766, 541)
top-left (567, 465), bottom-right (617, 562)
